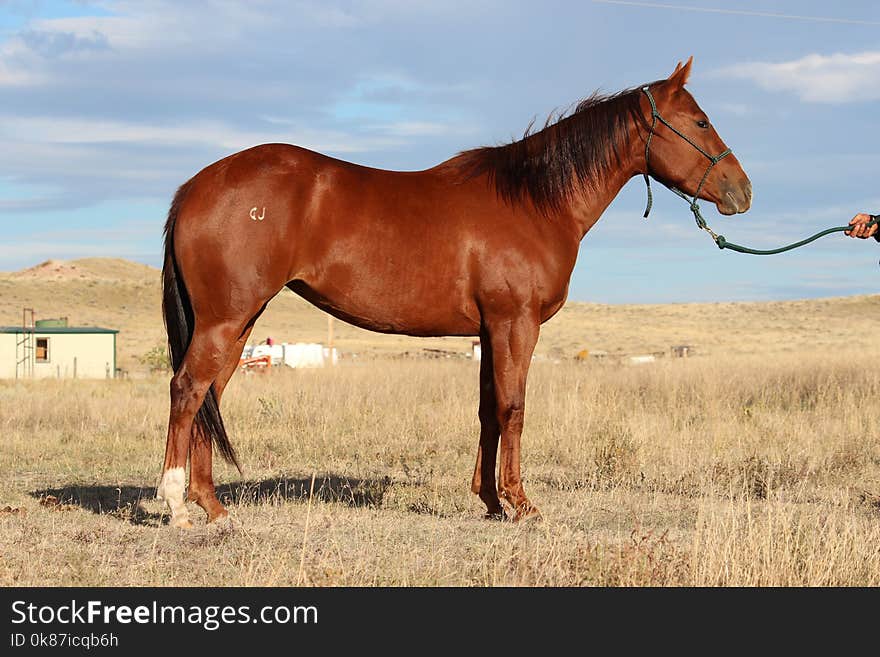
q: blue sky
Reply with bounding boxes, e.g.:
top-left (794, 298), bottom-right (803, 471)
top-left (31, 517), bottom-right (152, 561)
top-left (1, 0), bottom-right (879, 303)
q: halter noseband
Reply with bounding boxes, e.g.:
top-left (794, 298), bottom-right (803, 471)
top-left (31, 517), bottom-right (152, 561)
top-left (641, 85), bottom-right (732, 239)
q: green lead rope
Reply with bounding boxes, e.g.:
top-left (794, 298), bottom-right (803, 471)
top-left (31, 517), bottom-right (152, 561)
top-left (714, 222), bottom-right (878, 255)
top-left (680, 190), bottom-right (879, 255)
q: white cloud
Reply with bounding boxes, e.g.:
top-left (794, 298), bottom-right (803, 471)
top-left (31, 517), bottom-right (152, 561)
top-left (0, 1), bottom-right (487, 210)
top-left (0, 115), bottom-right (420, 153)
top-left (0, 111), bottom-right (475, 212)
top-left (0, 63), bottom-right (40, 85)
top-left (717, 51), bottom-right (880, 103)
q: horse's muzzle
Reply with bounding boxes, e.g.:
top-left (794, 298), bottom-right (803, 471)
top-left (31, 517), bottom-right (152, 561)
top-left (717, 178), bottom-right (752, 215)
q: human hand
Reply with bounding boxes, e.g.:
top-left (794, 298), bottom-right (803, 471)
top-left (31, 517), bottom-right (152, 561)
top-left (845, 213), bottom-right (878, 238)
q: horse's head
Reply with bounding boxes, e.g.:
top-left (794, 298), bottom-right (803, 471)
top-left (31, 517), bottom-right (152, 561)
top-left (642, 57), bottom-right (751, 216)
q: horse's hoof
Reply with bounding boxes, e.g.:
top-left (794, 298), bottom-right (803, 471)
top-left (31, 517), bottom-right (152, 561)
top-left (207, 509), bottom-right (231, 526)
top-left (514, 506), bottom-right (542, 523)
top-left (169, 516), bottom-right (193, 529)
top-left (484, 510), bottom-right (504, 521)
top-left (500, 498), bottom-right (542, 523)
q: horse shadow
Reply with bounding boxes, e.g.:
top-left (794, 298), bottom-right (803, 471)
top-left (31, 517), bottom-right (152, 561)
top-left (30, 474), bottom-right (394, 527)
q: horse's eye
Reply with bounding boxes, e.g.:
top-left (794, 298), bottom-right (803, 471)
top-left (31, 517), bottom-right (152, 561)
top-left (696, 120), bottom-right (710, 129)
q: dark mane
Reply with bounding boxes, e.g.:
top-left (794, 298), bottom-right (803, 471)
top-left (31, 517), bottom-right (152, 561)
top-left (453, 85), bottom-right (651, 214)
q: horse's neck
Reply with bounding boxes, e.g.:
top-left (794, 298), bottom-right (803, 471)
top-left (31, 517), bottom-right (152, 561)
top-left (560, 127), bottom-right (643, 240)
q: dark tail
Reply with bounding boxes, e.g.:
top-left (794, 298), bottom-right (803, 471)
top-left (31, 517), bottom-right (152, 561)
top-left (162, 180), bottom-right (241, 472)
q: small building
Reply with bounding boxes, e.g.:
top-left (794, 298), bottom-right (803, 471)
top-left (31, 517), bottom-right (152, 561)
top-left (0, 319), bottom-right (119, 379)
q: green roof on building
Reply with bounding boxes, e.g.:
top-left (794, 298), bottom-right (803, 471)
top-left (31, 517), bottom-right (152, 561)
top-left (0, 326), bottom-right (119, 334)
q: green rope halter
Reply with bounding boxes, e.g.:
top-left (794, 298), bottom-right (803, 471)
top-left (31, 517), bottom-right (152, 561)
top-left (640, 85), bottom-right (878, 255)
top-left (641, 86), bottom-right (731, 222)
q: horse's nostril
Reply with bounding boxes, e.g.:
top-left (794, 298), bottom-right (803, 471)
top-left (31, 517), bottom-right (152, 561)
top-left (725, 187), bottom-right (751, 213)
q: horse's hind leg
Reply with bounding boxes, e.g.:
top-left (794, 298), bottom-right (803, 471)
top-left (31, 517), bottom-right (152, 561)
top-left (158, 319), bottom-right (244, 528)
top-left (188, 324), bottom-right (256, 523)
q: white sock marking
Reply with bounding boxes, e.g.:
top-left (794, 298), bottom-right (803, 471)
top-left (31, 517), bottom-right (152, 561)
top-left (158, 467), bottom-right (190, 525)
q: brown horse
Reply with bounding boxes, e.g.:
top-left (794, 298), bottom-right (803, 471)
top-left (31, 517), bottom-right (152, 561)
top-left (157, 57), bottom-right (751, 527)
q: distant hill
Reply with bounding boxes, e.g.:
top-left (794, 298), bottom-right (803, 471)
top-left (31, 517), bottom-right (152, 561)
top-left (7, 258), bottom-right (158, 283)
top-left (1, 257), bottom-right (879, 374)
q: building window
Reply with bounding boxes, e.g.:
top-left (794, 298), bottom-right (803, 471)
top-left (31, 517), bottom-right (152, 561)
top-left (36, 337), bottom-right (49, 362)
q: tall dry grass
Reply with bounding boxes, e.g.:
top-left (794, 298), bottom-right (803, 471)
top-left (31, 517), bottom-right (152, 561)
top-left (1, 352), bottom-right (879, 586)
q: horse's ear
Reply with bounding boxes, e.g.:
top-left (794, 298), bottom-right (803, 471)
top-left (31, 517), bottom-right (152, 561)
top-left (668, 56), bottom-right (693, 88)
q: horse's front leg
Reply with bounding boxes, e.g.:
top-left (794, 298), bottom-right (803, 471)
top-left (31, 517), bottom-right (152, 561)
top-left (471, 326), bottom-right (503, 518)
top-left (483, 312), bottom-right (541, 521)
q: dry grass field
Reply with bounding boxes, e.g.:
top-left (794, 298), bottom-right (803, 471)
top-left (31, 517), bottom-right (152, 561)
top-left (1, 259), bottom-right (880, 586)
